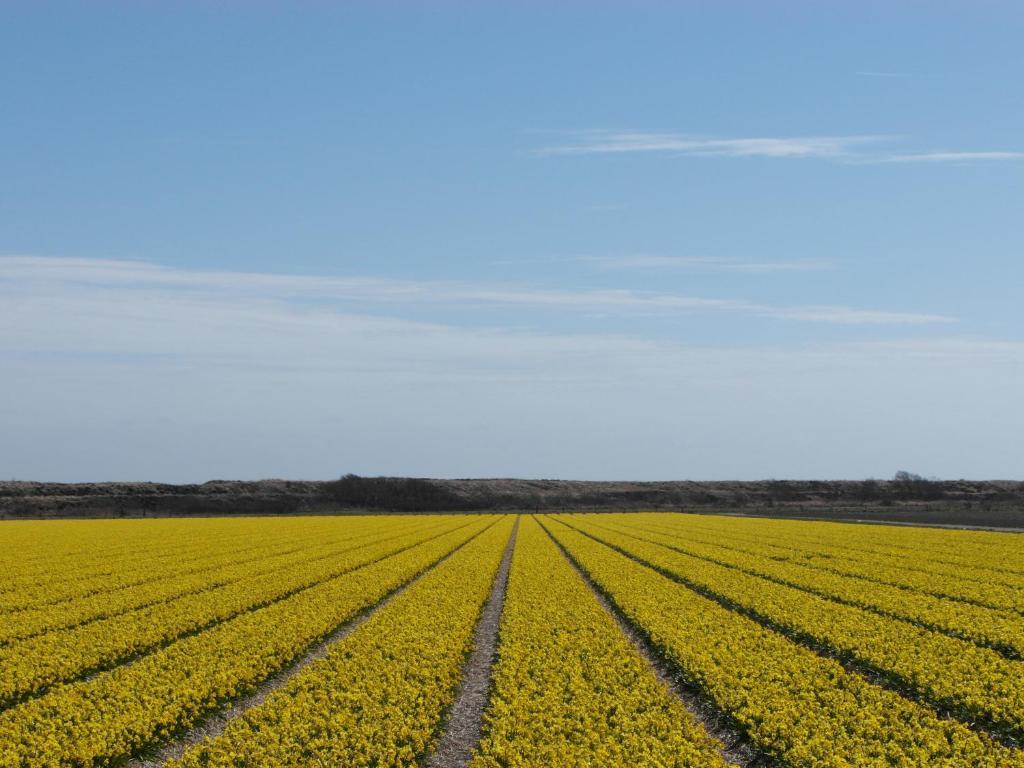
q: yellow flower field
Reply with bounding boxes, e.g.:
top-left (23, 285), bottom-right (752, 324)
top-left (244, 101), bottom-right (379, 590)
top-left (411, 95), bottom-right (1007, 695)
top-left (0, 512), bottom-right (1022, 767)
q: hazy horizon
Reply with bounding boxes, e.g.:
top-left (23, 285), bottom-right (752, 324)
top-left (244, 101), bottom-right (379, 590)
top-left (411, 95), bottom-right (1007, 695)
top-left (5, 475), bottom-right (1021, 486)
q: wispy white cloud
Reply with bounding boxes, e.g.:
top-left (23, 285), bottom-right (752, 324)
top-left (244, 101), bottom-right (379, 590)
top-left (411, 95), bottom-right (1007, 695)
top-left (537, 130), bottom-right (1024, 166)
top-left (769, 306), bottom-right (950, 325)
top-left (580, 254), bottom-right (833, 273)
top-left (537, 131), bottom-right (884, 158)
top-left (0, 256), bottom-right (950, 327)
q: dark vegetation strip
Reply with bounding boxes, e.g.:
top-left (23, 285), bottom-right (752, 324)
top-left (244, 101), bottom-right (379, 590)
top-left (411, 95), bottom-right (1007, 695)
top-left (422, 516), bottom-right (519, 768)
top-left (592, 517), bottom-right (1024, 661)
top-left (536, 516), bottom-right (781, 768)
top-left (559, 517), bottom-right (1024, 750)
top-left (0, 519), bottom-right (479, 713)
top-left (125, 516), bottom-right (505, 768)
top-left (1, 519), bottom-right (443, 647)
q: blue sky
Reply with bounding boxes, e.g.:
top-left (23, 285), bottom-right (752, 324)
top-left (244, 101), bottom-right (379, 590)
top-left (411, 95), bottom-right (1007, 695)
top-left (2, 2), bottom-right (1022, 481)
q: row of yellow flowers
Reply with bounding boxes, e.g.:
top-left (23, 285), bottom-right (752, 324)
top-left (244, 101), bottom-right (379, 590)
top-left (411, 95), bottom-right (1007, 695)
top-left (0, 520), bottom-right (280, 612)
top-left (546, 517), bottom-right (1024, 768)
top-left (569, 516), bottom-right (1024, 742)
top-left (0, 518), bottom-right (468, 706)
top-left (639, 512), bottom-right (1024, 586)
top-left (0, 516), bottom-right (389, 614)
top-left (0, 518), bottom-right (264, 582)
top-left (471, 516), bottom-right (733, 768)
top-left (1, 516), bottom-right (435, 613)
top-left (0, 517), bottom-right (492, 767)
top-left (630, 513), bottom-right (1024, 613)
top-left (678, 516), bottom-right (1024, 591)
top-left (609, 513), bottom-right (1024, 660)
top-left (165, 516), bottom-right (514, 768)
top-left (0, 516), bottom-right (439, 645)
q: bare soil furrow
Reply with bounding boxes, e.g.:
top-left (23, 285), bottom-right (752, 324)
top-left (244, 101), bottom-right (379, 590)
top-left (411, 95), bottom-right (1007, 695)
top-left (589, 517), bottom-right (1024, 661)
top-left (124, 517), bottom-right (504, 768)
top-left (0, 520), bottom-right (477, 714)
top-left (560, 518), bottom-right (1023, 751)
top-left (537, 516), bottom-right (779, 768)
top-left (423, 516), bottom-right (519, 768)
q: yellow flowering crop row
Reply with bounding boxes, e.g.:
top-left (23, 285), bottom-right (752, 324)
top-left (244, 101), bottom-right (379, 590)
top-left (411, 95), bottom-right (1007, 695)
top-left (602, 514), bottom-right (1024, 660)
top-left (545, 518), bottom-right (1024, 768)
top-left (166, 516), bottom-right (515, 768)
top-left (0, 516), bottom-right (497, 768)
top-left (798, 546), bottom-right (1024, 596)
top-left (0, 516), bottom-right (442, 646)
top-left (642, 513), bottom-right (1024, 584)
top-left (0, 531), bottom-right (250, 612)
top-left (602, 513), bottom-right (1022, 604)
top-left (565, 516), bottom-right (1024, 741)
top-left (0, 517), bottom-right (295, 594)
top-left (705, 510), bottom-right (1023, 555)
top-left (0, 516), bottom-right (395, 614)
top-left (0, 517), bottom-right (471, 706)
top-left (627, 514), bottom-right (1024, 613)
top-left (0, 518), bottom-right (255, 584)
top-left (667, 514), bottom-right (1024, 593)
top-left (0, 521), bottom-right (318, 613)
top-left (630, 513), bottom-right (1024, 592)
top-left (470, 517), bottom-right (734, 768)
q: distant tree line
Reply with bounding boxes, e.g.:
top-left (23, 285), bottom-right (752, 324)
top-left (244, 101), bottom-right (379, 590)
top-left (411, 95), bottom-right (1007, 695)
top-left (319, 474), bottom-right (475, 512)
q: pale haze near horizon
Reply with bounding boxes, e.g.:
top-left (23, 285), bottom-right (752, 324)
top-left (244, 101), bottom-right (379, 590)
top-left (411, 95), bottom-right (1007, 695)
top-left (2, 3), bottom-right (1022, 483)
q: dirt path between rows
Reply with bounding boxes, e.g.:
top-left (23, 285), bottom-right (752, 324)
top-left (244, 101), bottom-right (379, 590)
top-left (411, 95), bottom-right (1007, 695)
top-left (126, 518), bottom-right (501, 767)
top-left (563, 517), bottom-right (1024, 749)
top-left (423, 516), bottom-right (519, 768)
top-left (537, 515), bottom-right (779, 768)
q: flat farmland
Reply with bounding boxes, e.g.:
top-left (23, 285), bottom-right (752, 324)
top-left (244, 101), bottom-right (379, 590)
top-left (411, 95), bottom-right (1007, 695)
top-left (1, 513), bottom-right (1022, 767)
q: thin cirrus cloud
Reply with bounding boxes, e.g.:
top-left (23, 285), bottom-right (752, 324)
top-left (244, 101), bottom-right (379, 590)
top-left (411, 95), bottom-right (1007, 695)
top-left (0, 256), bottom-right (951, 329)
top-left (579, 255), bottom-right (833, 273)
top-left (537, 130), bottom-right (1024, 164)
top-left (536, 131), bottom-right (883, 158)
